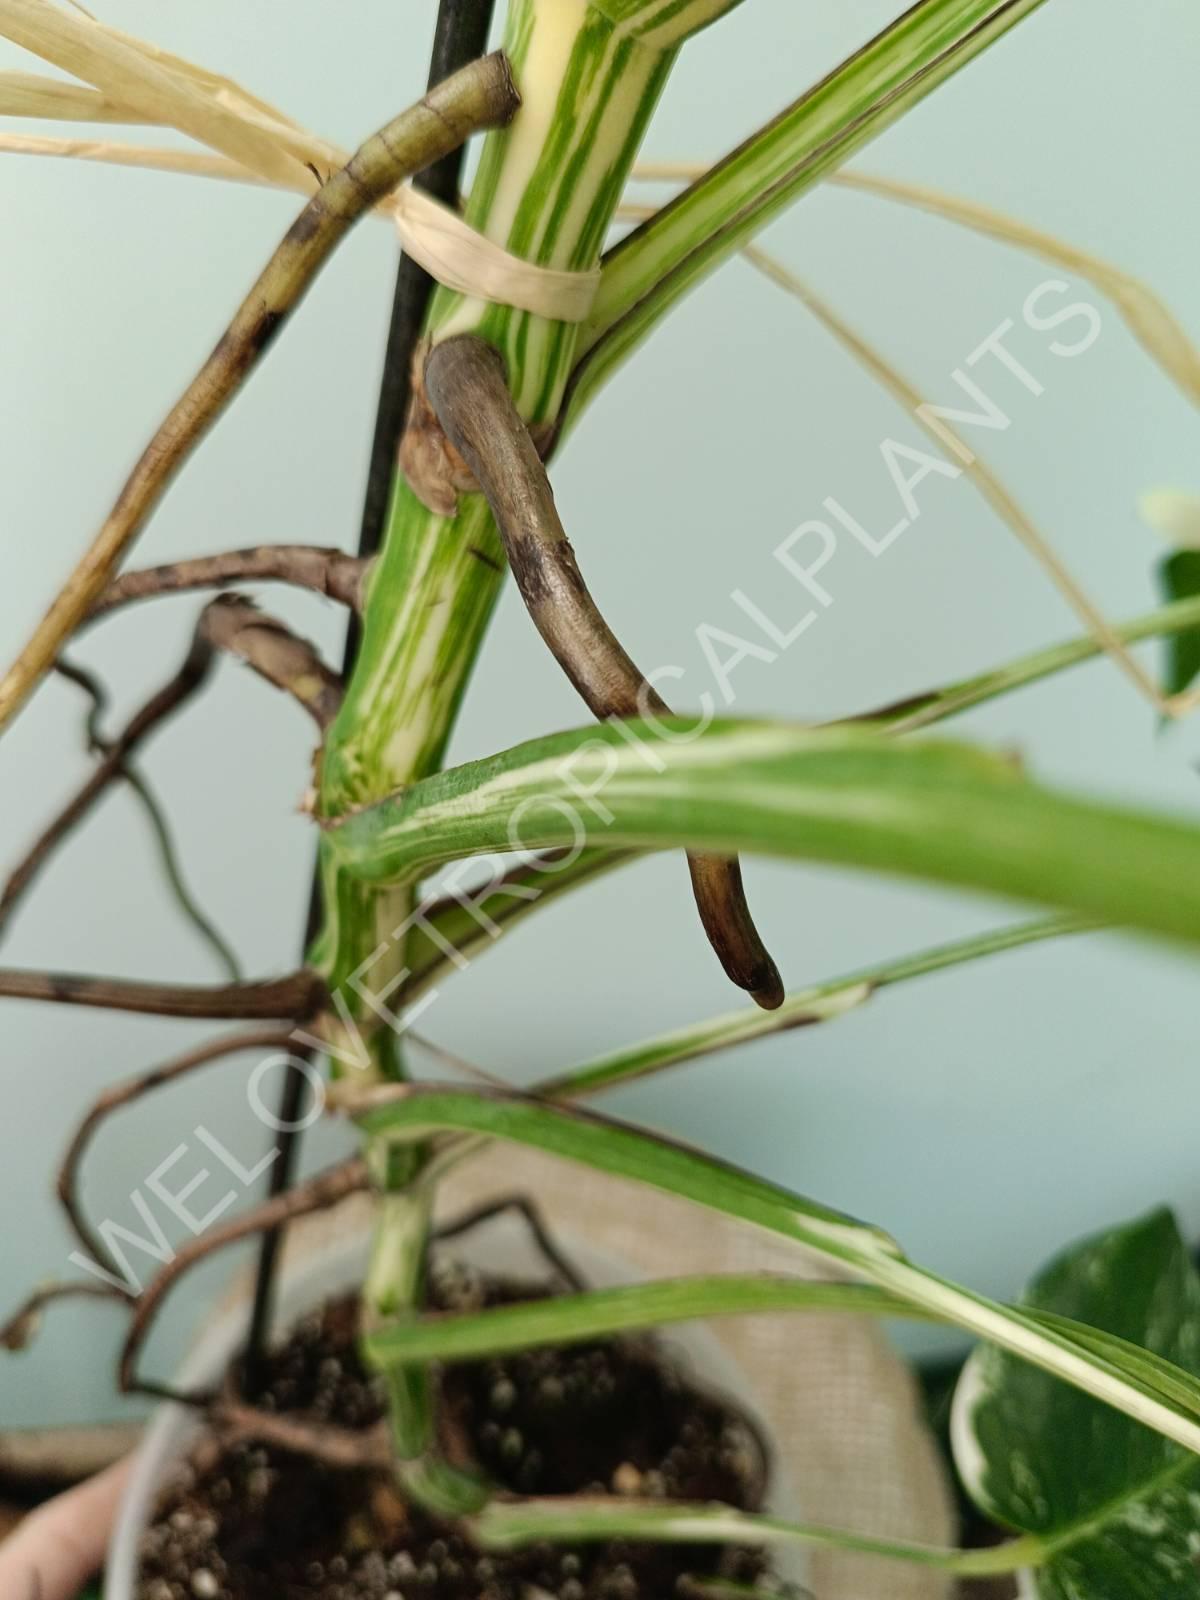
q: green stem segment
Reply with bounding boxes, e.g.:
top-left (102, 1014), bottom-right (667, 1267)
top-left (866, 594), bottom-right (1200, 732)
top-left (313, 0), bottom-right (759, 1494)
top-left (469, 1497), bottom-right (1046, 1577)
top-left (312, 0), bottom-right (1062, 1515)
top-left (398, 592), bottom-right (1200, 1003)
top-left (538, 913), bottom-right (1091, 1099)
top-left (569, 0), bottom-right (1052, 419)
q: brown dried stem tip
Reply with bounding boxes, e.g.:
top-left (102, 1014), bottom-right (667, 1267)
top-left (0, 50), bottom-right (520, 734)
top-left (423, 334), bottom-right (784, 1011)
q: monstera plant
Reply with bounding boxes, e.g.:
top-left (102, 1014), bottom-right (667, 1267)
top-left (2, 1), bottom-right (1200, 1597)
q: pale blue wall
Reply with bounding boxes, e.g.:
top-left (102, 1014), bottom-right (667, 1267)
top-left (2, 0), bottom-right (1200, 1426)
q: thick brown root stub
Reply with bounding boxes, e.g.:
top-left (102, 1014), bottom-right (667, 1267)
top-left (422, 334), bottom-right (783, 1011)
top-left (685, 854), bottom-right (786, 1011)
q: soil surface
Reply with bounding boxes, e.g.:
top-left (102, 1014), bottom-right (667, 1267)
top-left (136, 1255), bottom-right (775, 1600)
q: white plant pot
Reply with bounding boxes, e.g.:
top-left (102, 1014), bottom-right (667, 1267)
top-left (105, 1214), bottom-right (809, 1598)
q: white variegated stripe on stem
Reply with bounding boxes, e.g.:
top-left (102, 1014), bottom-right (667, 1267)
top-left (569, 0), bottom-right (1052, 417)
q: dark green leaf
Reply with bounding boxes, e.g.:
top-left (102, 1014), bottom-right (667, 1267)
top-left (1160, 553), bottom-right (1200, 698)
top-left (953, 1208), bottom-right (1200, 1598)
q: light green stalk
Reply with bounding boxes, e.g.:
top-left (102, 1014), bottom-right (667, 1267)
top-left (312, 0), bottom-right (1060, 1512)
top-left (311, 0), bottom-right (752, 1486)
top-left (568, 0), bottom-right (1052, 418)
top-left (536, 914), bottom-right (1091, 1099)
top-left (470, 1498), bottom-right (1045, 1577)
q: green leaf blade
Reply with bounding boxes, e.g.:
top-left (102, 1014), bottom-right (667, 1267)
top-left (357, 1084), bottom-right (902, 1267)
top-left (327, 719), bottom-right (1200, 951)
top-left (355, 1086), bottom-right (1200, 1463)
top-left (364, 1275), bottom-right (916, 1368)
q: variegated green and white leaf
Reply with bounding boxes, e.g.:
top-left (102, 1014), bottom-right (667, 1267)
top-left (953, 1209), bottom-right (1200, 1599)
top-left (350, 1086), bottom-right (1200, 1461)
top-left (572, 0), bottom-right (1051, 413)
top-left (327, 717), bottom-right (1200, 952)
top-left (400, 593), bottom-right (1200, 996)
top-left (315, 0), bottom-right (740, 1065)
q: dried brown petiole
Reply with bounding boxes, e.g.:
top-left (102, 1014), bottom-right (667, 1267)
top-left (422, 334), bottom-right (783, 1010)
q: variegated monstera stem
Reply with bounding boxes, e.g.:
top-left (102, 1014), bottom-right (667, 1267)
top-left (311, 0), bottom-right (749, 1496)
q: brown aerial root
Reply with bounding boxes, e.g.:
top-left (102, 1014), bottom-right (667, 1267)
top-left (209, 1402), bottom-right (391, 1472)
top-left (422, 334), bottom-right (783, 1010)
top-left (58, 1026), bottom-right (300, 1275)
top-left (0, 625), bottom-right (215, 938)
top-left (433, 1192), bottom-right (588, 1293)
top-left (0, 50), bottom-right (520, 733)
top-left (0, 965), bottom-right (324, 1019)
top-left (3, 594), bottom-right (338, 947)
top-left (88, 544), bottom-right (368, 621)
top-left (1, 1281), bottom-right (131, 1353)
top-left (119, 1155), bottom-right (370, 1400)
top-left (211, 1193), bottom-right (590, 1472)
top-left (200, 593), bottom-right (344, 729)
